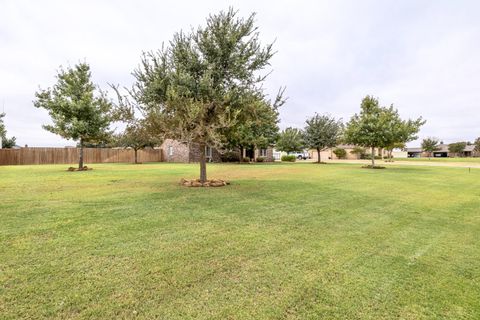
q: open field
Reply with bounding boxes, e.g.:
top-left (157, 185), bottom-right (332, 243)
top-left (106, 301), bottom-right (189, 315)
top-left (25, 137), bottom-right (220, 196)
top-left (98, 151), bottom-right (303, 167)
top-left (326, 158), bottom-right (480, 169)
top-left (394, 157), bottom-right (480, 163)
top-left (1, 162), bottom-right (480, 319)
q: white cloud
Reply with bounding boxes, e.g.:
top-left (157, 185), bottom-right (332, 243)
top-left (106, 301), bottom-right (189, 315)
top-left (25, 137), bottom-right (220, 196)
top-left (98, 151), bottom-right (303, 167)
top-left (1, 0), bottom-right (479, 146)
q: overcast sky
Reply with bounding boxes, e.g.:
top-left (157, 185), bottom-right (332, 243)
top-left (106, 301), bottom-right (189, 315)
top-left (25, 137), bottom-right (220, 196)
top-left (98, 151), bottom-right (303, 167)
top-left (1, 0), bottom-right (479, 147)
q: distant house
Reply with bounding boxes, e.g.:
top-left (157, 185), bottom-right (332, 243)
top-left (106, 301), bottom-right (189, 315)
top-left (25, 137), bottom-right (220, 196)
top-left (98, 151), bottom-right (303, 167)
top-left (308, 145), bottom-right (389, 161)
top-left (407, 144), bottom-right (478, 158)
top-left (160, 139), bottom-right (274, 163)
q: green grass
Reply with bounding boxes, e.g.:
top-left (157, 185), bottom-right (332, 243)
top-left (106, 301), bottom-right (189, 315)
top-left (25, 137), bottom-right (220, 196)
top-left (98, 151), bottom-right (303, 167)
top-left (394, 157), bottom-right (480, 163)
top-left (1, 162), bottom-right (480, 319)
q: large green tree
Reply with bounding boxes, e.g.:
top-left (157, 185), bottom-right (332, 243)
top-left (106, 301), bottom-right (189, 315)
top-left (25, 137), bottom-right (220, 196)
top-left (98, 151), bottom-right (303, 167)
top-left (344, 96), bottom-right (424, 167)
top-left (421, 137), bottom-right (440, 159)
top-left (276, 127), bottom-right (304, 154)
top-left (0, 112), bottom-right (16, 148)
top-left (124, 9), bottom-right (282, 182)
top-left (34, 63), bottom-right (113, 169)
top-left (303, 113), bottom-right (343, 163)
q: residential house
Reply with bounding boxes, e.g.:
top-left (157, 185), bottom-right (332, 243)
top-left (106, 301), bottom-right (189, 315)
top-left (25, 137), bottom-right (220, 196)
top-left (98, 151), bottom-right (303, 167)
top-left (406, 144), bottom-right (478, 158)
top-left (160, 139), bottom-right (274, 163)
top-left (308, 145), bottom-right (389, 161)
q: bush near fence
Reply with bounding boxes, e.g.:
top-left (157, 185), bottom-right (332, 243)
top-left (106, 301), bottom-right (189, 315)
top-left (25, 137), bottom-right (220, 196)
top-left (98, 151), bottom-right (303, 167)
top-left (0, 147), bottom-right (162, 165)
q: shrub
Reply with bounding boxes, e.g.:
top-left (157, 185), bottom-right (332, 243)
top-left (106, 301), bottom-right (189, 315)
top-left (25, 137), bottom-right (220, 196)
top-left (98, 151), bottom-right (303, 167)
top-left (220, 151), bottom-right (240, 162)
top-left (256, 157), bottom-right (265, 162)
top-left (281, 155), bottom-right (296, 162)
top-left (333, 148), bottom-right (347, 159)
top-left (242, 157), bottom-right (251, 163)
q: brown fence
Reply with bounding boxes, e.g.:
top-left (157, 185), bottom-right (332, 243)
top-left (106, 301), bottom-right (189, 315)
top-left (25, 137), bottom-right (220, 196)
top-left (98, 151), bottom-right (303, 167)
top-left (0, 147), bottom-right (163, 165)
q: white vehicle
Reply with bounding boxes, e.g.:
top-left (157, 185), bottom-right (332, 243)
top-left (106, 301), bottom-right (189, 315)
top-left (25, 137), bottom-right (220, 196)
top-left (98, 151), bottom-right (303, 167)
top-left (289, 151), bottom-right (310, 160)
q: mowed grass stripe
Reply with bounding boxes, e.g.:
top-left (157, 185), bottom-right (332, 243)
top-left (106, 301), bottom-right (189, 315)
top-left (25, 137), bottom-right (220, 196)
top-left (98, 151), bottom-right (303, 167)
top-left (0, 163), bottom-right (479, 319)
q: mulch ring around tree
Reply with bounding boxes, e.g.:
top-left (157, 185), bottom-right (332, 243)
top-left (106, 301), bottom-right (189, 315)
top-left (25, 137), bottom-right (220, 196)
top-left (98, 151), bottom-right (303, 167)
top-left (180, 178), bottom-right (230, 187)
top-left (67, 166), bottom-right (93, 172)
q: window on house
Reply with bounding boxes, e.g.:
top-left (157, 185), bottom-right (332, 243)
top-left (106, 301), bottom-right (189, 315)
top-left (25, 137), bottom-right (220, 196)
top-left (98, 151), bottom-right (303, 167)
top-left (260, 148), bottom-right (267, 157)
top-left (168, 146), bottom-right (173, 156)
top-left (205, 146), bottom-right (212, 158)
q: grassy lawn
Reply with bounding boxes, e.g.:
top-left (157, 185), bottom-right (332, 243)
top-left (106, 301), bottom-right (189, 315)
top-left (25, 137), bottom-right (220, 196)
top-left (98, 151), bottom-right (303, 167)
top-left (394, 157), bottom-right (480, 163)
top-left (1, 162), bottom-right (479, 319)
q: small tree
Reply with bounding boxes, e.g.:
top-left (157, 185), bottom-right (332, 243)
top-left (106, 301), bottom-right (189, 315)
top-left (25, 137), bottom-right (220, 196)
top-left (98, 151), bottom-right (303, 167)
top-left (448, 142), bottom-right (467, 157)
top-left (474, 137), bottom-right (480, 156)
top-left (350, 146), bottom-right (366, 159)
top-left (116, 122), bottom-right (160, 164)
top-left (384, 142), bottom-right (405, 161)
top-left (276, 127), bottom-right (304, 154)
top-left (0, 112), bottom-right (16, 148)
top-left (333, 148), bottom-right (347, 159)
top-left (303, 114), bottom-right (343, 163)
top-left (421, 137), bottom-right (440, 159)
top-left (34, 63), bottom-right (113, 169)
top-left (344, 96), bottom-right (424, 167)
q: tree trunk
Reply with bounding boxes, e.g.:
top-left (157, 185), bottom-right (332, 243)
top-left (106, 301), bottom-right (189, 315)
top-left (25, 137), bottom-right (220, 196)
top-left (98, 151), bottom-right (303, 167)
top-left (134, 149), bottom-right (138, 164)
top-left (78, 138), bottom-right (84, 169)
top-left (317, 148), bottom-right (321, 163)
top-left (199, 143), bottom-right (207, 183)
top-left (371, 146), bottom-right (375, 167)
top-left (239, 145), bottom-right (244, 162)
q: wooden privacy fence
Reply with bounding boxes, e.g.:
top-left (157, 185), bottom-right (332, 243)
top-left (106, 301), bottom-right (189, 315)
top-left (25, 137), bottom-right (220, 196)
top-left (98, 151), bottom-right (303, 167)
top-left (0, 147), bottom-right (163, 165)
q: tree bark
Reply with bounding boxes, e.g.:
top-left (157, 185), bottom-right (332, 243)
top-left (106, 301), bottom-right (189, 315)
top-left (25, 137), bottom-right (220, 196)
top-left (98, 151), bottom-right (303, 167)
top-left (78, 138), bottom-right (84, 169)
top-left (134, 149), bottom-right (138, 164)
top-left (199, 143), bottom-right (207, 183)
top-left (371, 146), bottom-right (375, 167)
top-left (317, 148), bottom-right (321, 163)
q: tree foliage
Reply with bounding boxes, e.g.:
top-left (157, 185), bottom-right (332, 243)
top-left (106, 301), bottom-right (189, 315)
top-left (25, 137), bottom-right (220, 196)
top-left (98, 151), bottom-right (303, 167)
top-left (0, 112), bottom-right (16, 148)
top-left (474, 137), bottom-right (480, 153)
top-left (122, 8), bottom-right (283, 182)
top-left (34, 62), bottom-right (113, 168)
top-left (344, 96), bottom-right (424, 167)
top-left (303, 113), bottom-right (343, 163)
top-left (115, 121), bottom-right (161, 163)
top-left (276, 127), bottom-right (304, 154)
top-left (448, 142), bottom-right (467, 156)
top-left (421, 137), bottom-right (440, 159)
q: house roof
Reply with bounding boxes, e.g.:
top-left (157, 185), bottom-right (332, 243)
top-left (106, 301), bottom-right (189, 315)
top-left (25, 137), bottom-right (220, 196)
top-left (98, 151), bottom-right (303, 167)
top-left (407, 144), bottom-right (476, 153)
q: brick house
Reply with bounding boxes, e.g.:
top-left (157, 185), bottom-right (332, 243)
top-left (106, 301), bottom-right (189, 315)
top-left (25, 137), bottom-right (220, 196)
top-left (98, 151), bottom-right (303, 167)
top-left (160, 139), bottom-right (274, 163)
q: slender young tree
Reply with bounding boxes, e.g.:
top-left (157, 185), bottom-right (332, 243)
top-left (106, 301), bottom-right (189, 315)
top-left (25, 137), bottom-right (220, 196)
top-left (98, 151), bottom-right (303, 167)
top-left (344, 96), bottom-right (424, 167)
top-left (276, 127), bottom-right (304, 154)
top-left (303, 114), bottom-right (343, 163)
top-left (115, 122), bottom-right (160, 164)
top-left (34, 63), bottom-right (113, 169)
top-left (421, 137), bottom-right (440, 159)
top-left (0, 112), bottom-right (16, 148)
top-left (123, 9), bottom-right (283, 183)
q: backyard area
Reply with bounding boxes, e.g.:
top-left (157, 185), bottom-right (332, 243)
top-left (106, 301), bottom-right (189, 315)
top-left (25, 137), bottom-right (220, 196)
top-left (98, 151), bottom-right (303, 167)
top-left (1, 162), bottom-right (479, 319)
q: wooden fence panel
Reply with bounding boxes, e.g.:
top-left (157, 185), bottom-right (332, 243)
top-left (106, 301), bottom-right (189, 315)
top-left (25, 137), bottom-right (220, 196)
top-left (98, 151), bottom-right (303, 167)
top-left (0, 148), bottom-right (163, 166)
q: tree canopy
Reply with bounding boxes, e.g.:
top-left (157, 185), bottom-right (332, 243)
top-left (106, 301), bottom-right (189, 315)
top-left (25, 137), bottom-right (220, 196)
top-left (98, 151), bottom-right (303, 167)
top-left (344, 96), bottom-right (424, 167)
top-left (276, 127), bottom-right (304, 154)
top-left (122, 8), bottom-right (283, 182)
top-left (0, 112), bottom-right (16, 148)
top-left (448, 142), bottom-right (467, 156)
top-left (34, 62), bottom-right (113, 168)
top-left (421, 137), bottom-right (440, 159)
top-left (303, 113), bottom-right (343, 163)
